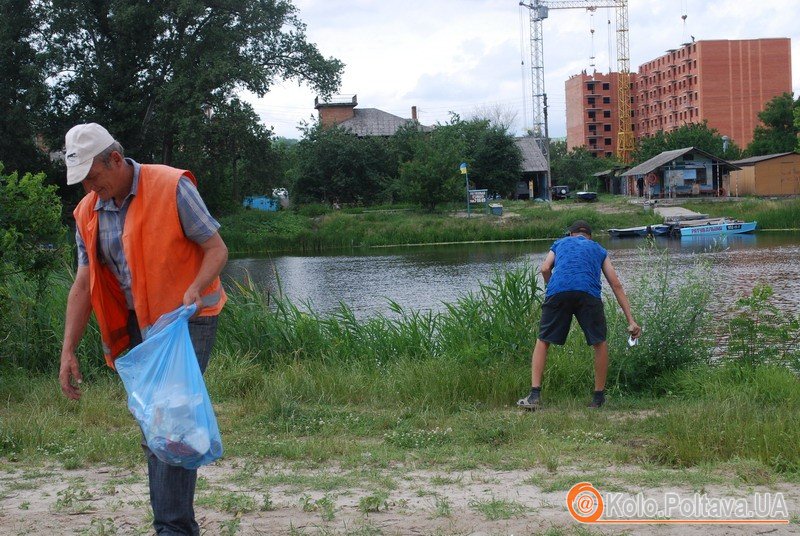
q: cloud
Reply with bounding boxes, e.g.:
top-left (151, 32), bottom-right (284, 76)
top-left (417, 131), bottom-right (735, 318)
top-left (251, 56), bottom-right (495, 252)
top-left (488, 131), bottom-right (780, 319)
top-left (244, 0), bottom-right (799, 140)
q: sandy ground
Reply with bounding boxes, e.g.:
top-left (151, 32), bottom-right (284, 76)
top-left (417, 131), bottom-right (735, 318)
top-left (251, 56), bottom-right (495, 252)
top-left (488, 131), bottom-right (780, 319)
top-left (0, 460), bottom-right (797, 535)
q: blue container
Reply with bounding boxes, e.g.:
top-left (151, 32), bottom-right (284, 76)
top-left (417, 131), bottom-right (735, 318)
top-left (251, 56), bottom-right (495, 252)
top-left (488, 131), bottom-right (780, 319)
top-left (243, 196), bottom-right (278, 212)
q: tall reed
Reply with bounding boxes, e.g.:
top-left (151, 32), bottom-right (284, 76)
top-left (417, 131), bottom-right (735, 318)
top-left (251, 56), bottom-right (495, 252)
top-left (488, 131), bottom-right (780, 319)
top-left (0, 267), bottom-right (103, 374)
top-left (216, 265), bottom-right (542, 369)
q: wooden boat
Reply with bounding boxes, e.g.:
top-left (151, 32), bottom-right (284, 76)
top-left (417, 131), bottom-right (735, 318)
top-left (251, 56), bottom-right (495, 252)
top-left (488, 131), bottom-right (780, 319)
top-left (608, 224), bottom-right (670, 238)
top-left (576, 191), bottom-right (597, 202)
top-left (679, 220), bottom-right (757, 237)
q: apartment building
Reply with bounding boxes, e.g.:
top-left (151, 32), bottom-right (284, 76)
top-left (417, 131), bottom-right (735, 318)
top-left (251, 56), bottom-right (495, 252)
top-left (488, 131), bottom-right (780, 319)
top-left (636, 38), bottom-right (790, 147)
top-left (565, 71), bottom-right (637, 157)
top-left (566, 38), bottom-right (791, 153)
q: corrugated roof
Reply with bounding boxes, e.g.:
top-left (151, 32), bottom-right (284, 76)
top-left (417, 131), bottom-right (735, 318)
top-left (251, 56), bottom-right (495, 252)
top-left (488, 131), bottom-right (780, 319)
top-left (622, 147), bottom-right (740, 176)
top-left (593, 168), bottom-right (626, 177)
top-left (730, 152), bottom-right (796, 166)
top-left (337, 108), bottom-right (433, 137)
top-left (622, 148), bottom-right (694, 176)
top-left (514, 137), bottom-right (548, 172)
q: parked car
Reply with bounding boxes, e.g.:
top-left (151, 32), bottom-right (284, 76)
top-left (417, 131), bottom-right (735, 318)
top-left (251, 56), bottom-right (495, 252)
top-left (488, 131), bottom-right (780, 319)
top-left (551, 185), bottom-right (570, 200)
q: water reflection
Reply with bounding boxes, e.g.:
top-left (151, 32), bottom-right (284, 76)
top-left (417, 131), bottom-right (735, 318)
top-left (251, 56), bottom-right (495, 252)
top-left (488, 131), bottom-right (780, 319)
top-left (224, 232), bottom-right (800, 319)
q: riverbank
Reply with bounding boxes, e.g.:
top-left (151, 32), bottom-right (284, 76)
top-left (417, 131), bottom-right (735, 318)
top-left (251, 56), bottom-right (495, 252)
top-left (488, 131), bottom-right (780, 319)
top-left (219, 196), bottom-right (800, 255)
top-left (2, 260), bottom-right (799, 533)
top-left (2, 362), bottom-right (799, 535)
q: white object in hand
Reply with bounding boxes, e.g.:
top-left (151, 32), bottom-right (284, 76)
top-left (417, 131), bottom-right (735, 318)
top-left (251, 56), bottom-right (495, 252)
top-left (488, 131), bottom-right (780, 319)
top-left (628, 335), bottom-right (638, 347)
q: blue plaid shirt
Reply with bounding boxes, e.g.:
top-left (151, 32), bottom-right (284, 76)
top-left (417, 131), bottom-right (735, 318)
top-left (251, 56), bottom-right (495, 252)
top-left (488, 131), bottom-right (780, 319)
top-left (76, 159), bottom-right (220, 309)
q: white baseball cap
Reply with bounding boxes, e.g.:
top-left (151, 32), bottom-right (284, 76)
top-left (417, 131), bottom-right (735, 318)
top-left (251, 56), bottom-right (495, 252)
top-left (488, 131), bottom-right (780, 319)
top-left (64, 123), bottom-right (116, 185)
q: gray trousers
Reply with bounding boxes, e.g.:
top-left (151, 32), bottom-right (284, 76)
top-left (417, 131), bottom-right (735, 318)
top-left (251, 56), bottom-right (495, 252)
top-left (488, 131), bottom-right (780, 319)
top-left (127, 311), bottom-right (219, 536)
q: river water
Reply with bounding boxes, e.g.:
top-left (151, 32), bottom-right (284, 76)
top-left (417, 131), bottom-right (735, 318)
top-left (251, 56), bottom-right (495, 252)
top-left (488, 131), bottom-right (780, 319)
top-left (223, 232), bottom-right (800, 319)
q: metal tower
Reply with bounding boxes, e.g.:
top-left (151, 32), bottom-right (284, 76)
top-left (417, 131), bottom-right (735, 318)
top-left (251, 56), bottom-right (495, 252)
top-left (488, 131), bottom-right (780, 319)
top-left (519, 0), bottom-right (633, 166)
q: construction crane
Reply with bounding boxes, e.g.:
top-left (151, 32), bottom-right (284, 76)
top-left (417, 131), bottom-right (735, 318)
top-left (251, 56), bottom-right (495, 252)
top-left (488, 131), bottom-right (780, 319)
top-left (519, 0), bottom-right (634, 193)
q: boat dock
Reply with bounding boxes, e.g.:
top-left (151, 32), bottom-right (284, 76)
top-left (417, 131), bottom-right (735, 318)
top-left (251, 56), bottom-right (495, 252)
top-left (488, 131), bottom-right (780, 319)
top-left (653, 206), bottom-right (708, 222)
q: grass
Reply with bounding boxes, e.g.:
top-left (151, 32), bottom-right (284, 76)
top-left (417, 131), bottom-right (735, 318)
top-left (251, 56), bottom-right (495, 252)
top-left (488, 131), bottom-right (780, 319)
top-left (218, 196), bottom-right (800, 255)
top-left (432, 495), bottom-right (452, 518)
top-left (358, 491), bottom-right (389, 513)
top-left (2, 361), bottom-right (798, 480)
top-left (0, 246), bottom-right (798, 517)
top-left (195, 490), bottom-right (257, 515)
top-left (468, 497), bottom-right (527, 520)
top-left (683, 197), bottom-right (800, 229)
top-left (219, 197), bottom-right (660, 254)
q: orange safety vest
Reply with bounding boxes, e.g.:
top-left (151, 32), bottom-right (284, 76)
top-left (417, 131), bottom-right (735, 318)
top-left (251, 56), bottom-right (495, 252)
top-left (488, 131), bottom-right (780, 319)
top-left (74, 164), bottom-right (226, 368)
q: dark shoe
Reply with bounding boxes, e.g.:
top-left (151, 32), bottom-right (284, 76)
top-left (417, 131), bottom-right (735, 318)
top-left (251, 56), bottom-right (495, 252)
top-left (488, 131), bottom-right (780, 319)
top-left (517, 389), bottom-right (541, 411)
top-left (588, 391), bottom-right (605, 408)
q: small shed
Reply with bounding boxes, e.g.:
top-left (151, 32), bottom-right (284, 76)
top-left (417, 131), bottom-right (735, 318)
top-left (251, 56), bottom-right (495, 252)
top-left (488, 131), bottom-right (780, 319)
top-left (621, 147), bottom-right (739, 198)
top-left (729, 152), bottom-right (800, 196)
top-left (593, 167), bottom-right (629, 195)
top-left (514, 137), bottom-right (549, 200)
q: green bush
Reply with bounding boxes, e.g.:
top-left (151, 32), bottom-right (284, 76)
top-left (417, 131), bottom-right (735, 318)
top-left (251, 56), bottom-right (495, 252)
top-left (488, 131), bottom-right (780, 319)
top-left (726, 282), bottom-right (800, 369)
top-left (295, 203), bottom-right (330, 217)
top-left (0, 165), bottom-right (65, 278)
top-left (0, 164), bottom-right (71, 372)
top-left (607, 244), bottom-right (713, 392)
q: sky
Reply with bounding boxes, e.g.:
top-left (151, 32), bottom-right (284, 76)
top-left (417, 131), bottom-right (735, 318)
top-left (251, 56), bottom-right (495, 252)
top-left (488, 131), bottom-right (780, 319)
top-left (244, 0), bottom-right (800, 141)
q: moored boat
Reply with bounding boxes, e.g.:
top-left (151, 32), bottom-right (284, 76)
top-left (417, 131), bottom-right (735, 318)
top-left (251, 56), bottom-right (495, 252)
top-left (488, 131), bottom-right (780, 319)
top-left (679, 220), bottom-right (757, 237)
top-left (608, 224), bottom-right (670, 238)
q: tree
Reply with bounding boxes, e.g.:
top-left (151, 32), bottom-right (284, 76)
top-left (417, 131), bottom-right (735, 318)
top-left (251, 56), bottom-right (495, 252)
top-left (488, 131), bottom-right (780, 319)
top-left (0, 164), bottom-right (68, 371)
top-left (432, 115), bottom-right (522, 198)
top-left (469, 127), bottom-right (522, 197)
top-left (43, 0), bottom-right (343, 210)
top-left (0, 165), bottom-right (65, 281)
top-left (399, 132), bottom-right (462, 211)
top-left (550, 140), bottom-right (619, 192)
top-left (746, 93), bottom-right (798, 156)
top-left (633, 121), bottom-right (741, 163)
top-left (0, 0), bottom-right (49, 174)
top-left (291, 122), bottom-right (396, 204)
top-left (470, 103), bottom-right (519, 133)
top-left (174, 99), bottom-right (283, 214)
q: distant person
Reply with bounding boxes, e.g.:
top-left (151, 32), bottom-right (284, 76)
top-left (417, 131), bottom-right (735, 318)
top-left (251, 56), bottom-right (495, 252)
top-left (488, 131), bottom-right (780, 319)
top-left (517, 220), bottom-right (640, 410)
top-left (58, 123), bottom-right (228, 535)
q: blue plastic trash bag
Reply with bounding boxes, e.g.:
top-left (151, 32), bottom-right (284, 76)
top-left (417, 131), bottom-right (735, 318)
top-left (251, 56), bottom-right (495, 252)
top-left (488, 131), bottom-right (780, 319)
top-left (115, 304), bottom-right (223, 469)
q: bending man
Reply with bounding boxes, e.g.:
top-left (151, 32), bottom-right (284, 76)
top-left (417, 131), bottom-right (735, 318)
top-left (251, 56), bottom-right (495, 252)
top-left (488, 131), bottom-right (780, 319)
top-left (517, 220), bottom-right (640, 410)
top-left (59, 123), bottom-right (228, 535)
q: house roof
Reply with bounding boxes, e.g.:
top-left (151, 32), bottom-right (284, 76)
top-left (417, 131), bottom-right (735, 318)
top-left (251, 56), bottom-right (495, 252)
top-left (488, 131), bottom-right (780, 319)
top-left (621, 147), bottom-right (740, 176)
top-left (730, 152), bottom-right (797, 166)
top-left (593, 168), bottom-right (627, 177)
top-left (514, 137), bottom-right (548, 173)
top-left (338, 108), bottom-right (433, 137)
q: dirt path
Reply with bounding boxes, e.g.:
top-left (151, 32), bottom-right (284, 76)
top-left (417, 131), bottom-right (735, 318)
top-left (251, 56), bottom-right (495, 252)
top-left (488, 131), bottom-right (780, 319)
top-left (0, 460), bottom-right (796, 535)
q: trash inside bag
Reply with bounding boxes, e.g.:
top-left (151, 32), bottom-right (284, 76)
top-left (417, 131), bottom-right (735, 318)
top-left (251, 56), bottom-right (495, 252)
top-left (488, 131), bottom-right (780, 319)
top-left (115, 304), bottom-right (222, 469)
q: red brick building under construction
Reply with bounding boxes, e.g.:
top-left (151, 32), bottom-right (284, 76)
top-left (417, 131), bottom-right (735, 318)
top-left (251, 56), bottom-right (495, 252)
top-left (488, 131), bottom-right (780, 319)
top-left (566, 71), bottom-right (638, 157)
top-left (567, 38), bottom-right (792, 153)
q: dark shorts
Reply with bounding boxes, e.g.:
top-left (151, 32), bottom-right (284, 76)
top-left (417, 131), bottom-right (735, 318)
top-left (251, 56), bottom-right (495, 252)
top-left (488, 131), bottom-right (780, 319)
top-left (538, 291), bottom-right (607, 346)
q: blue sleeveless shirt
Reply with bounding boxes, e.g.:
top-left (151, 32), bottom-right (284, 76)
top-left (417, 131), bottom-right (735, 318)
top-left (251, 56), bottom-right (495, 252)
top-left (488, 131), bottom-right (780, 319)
top-left (545, 236), bottom-right (607, 299)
